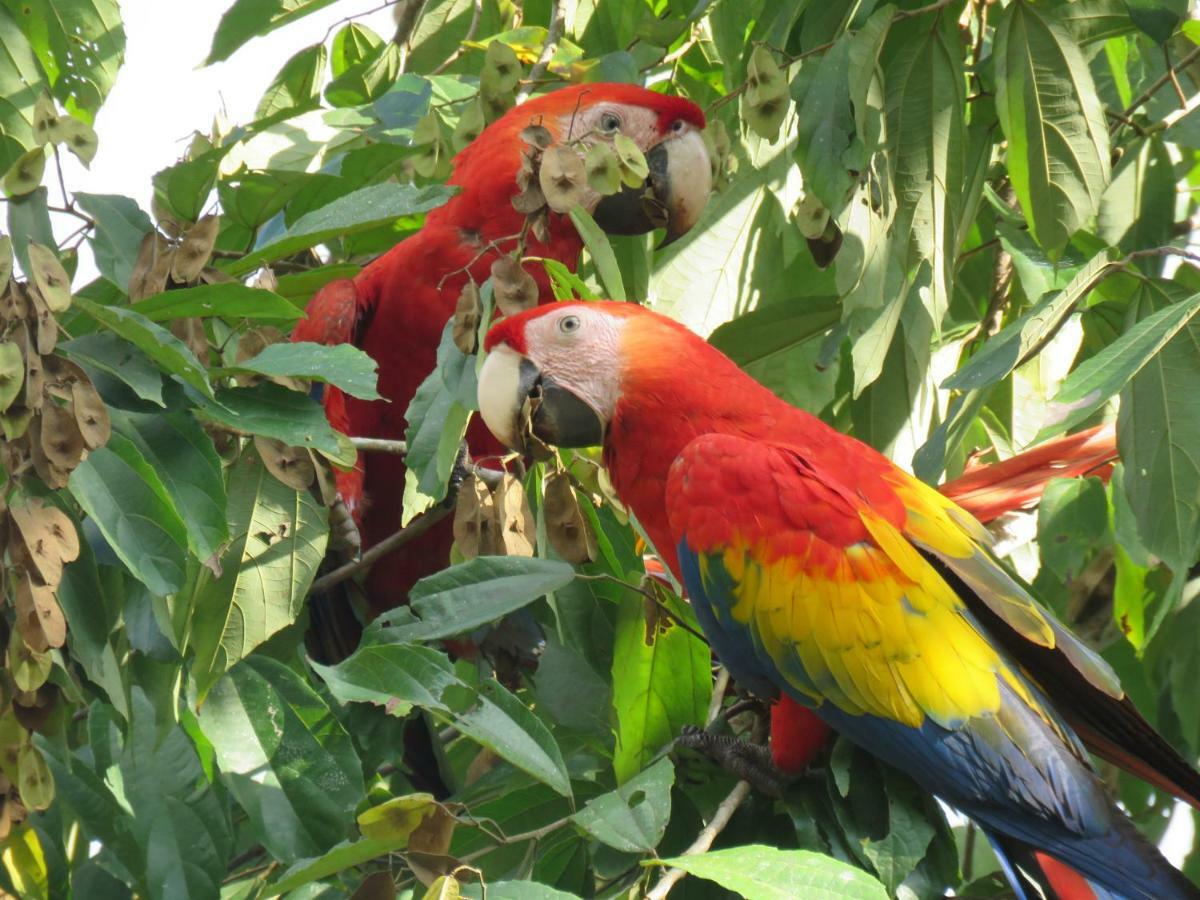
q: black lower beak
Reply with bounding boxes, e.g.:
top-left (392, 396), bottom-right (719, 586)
top-left (591, 143), bottom-right (670, 237)
top-left (519, 359), bottom-right (604, 449)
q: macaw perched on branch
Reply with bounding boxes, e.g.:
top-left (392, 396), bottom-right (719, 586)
top-left (477, 302), bottom-right (1199, 900)
top-left (293, 84), bottom-right (711, 629)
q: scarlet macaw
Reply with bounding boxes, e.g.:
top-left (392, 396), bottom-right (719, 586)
top-left (476, 301), bottom-right (1199, 900)
top-left (292, 84), bottom-right (711, 625)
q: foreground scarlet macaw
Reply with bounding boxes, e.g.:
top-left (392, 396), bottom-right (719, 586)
top-left (293, 84), bottom-right (711, 625)
top-left (477, 302), bottom-right (1199, 900)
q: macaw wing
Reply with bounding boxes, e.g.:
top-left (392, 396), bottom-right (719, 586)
top-left (663, 434), bottom-right (1192, 898)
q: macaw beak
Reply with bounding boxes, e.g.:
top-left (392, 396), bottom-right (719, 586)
top-left (592, 128), bottom-right (711, 247)
top-left (477, 344), bottom-right (605, 454)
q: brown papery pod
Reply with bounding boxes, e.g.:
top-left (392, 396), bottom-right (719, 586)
top-left (71, 380), bottom-right (110, 450)
top-left (9, 498), bottom-right (79, 589)
top-left (13, 570), bottom-right (65, 653)
top-left (27, 417), bottom-right (70, 489)
top-left (543, 470), bottom-right (597, 564)
top-left (0, 281), bottom-right (28, 321)
top-left (0, 341), bottom-right (23, 413)
top-left (538, 145), bottom-right (586, 214)
top-left (26, 244), bottom-right (71, 313)
top-left (26, 286), bottom-right (56, 355)
top-left (171, 214), bottom-right (220, 283)
top-left (128, 231), bottom-right (174, 301)
top-left (492, 474), bottom-right (535, 557)
top-left (451, 282), bottom-right (481, 355)
top-left (490, 255), bottom-right (537, 317)
top-left (16, 323), bottom-right (42, 412)
top-left (452, 473), bottom-right (495, 559)
top-left (40, 400), bottom-right (85, 471)
top-left (255, 436), bottom-right (316, 490)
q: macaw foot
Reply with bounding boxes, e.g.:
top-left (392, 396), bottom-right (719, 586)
top-left (328, 497), bottom-right (362, 559)
top-left (676, 726), bottom-right (794, 798)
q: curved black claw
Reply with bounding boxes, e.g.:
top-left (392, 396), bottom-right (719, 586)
top-left (676, 726), bottom-right (793, 798)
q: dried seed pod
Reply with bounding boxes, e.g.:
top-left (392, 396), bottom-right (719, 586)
top-left (26, 243), bottom-right (71, 312)
top-left (55, 117), bottom-right (98, 166)
top-left (0, 405), bottom-right (32, 441)
top-left (310, 450), bottom-right (339, 507)
top-left (0, 282), bottom-right (27, 322)
top-left (9, 498), bottom-right (80, 588)
top-left (255, 436), bottom-right (316, 490)
top-left (538, 145), bottom-right (586, 213)
top-left (32, 94), bottom-right (58, 145)
top-left (518, 390), bottom-right (555, 461)
top-left (40, 400), bottom-right (85, 470)
top-left (585, 143), bottom-right (621, 196)
top-left (26, 286), bottom-right (57, 355)
top-left (453, 473), bottom-right (495, 559)
top-left (171, 317), bottom-right (208, 363)
top-left (171, 214), bottom-right (220, 283)
top-left (412, 112), bottom-right (448, 179)
top-left (613, 133), bottom-right (649, 189)
top-left (491, 256), bottom-right (538, 316)
top-left (542, 470), bottom-right (597, 564)
top-left (492, 474), bottom-right (535, 557)
top-left (13, 570), bottom-right (64, 655)
top-left (480, 40), bottom-right (521, 95)
top-left (452, 98), bottom-right (486, 151)
top-left (15, 323), bottom-right (42, 412)
top-left (511, 181), bottom-right (546, 215)
top-left (128, 231), bottom-right (175, 301)
top-left (0, 235), bottom-right (11, 296)
top-left (794, 193), bottom-right (831, 240)
top-left (2, 147), bottom-right (46, 197)
top-left (529, 209), bottom-right (551, 244)
top-left (0, 342), bottom-right (23, 413)
top-left (12, 683), bottom-right (58, 735)
top-left (519, 124), bottom-right (552, 150)
top-left (71, 380), bottom-right (110, 450)
top-left (254, 266), bottom-right (279, 292)
top-left (743, 47), bottom-right (790, 141)
top-left (27, 417), bottom-right (70, 489)
top-left (16, 743), bottom-right (53, 812)
top-left (8, 620), bottom-right (51, 691)
top-left (451, 282), bottom-right (481, 354)
top-left (327, 496), bottom-right (361, 556)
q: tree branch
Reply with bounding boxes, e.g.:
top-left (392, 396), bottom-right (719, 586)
top-left (1115, 44), bottom-right (1200, 134)
top-left (645, 781), bottom-right (754, 899)
top-left (517, 0), bottom-right (563, 102)
top-left (308, 506), bottom-right (450, 594)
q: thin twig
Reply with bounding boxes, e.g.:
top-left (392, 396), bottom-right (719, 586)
top-left (1165, 46), bottom-right (1189, 108)
top-left (321, 1), bottom-right (399, 45)
top-left (1116, 45), bottom-right (1200, 133)
top-left (705, 668), bottom-right (730, 727)
top-left (459, 815), bottom-right (573, 864)
top-left (576, 573), bottom-right (711, 645)
top-left (645, 781), bottom-right (754, 899)
top-left (430, 0), bottom-right (482, 75)
top-left (309, 506), bottom-right (451, 594)
top-left (517, 0), bottom-right (563, 102)
top-left (350, 436), bottom-right (409, 455)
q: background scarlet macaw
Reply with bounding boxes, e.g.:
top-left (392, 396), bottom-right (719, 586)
top-left (292, 84), bottom-right (711, 644)
top-left (477, 301), bottom-right (1199, 900)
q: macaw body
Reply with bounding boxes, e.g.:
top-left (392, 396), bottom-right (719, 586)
top-left (293, 85), bottom-right (708, 619)
top-left (478, 302), bottom-right (1199, 900)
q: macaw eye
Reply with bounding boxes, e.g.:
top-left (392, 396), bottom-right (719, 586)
top-left (600, 112), bottom-right (621, 133)
top-left (671, 119), bottom-right (685, 133)
top-left (558, 315), bottom-right (581, 335)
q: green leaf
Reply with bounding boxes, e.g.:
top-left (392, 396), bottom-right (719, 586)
top-left (192, 382), bottom-right (350, 461)
top-left (0, 8), bottom-right (45, 170)
top-left (711, 300), bottom-right (841, 368)
top-left (611, 593), bottom-right (710, 783)
top-left (403, 328), bottom-right (471, 519)
top-left (943, 250), bottom-right (1114, 391)
top-left (131, 283), bottom-right (302, 322)
top-left (6, 0), bottom-right (125, 123)
top-left (1061, 0), bottom-right (1136, 45)
top-left (462, 883), bottom-right (582, 900)
top-left (73, 193), bottom-right (152, 289)
top-left (58, 332), bottom-right (165, 406)
top-left (568, 207), bottom-right (626, 302)
top-left (109, 407), bottom-right (228, 562)
top-left (994, 0), bottom-right (1110, 251)
top-left (650, 845), bottom-right (888, 899)
top-left (73, 295), bottom-right (213, 398)
top-left (68, 433), bottom-right (189, 596)
top-left (207, 0), bottom-right (340, 64)
top-left (325, 40), bottom-right (402, 108)
top-left (264, 835), bottom-right (414, 896)
top-left (1038, 477), bottom-right (1110, 580)
top-left (372, 557), bottom-right (576, 642)
top-left (1118, 286), bottom-right (1200, 582)
top-left (188, 448), bottom-right (328, 698)
top-left (795, 36), bottom-right (855, 214)
top-left (152, 149), bottom-right (224, 223)
top-left (1098, 137), bottom-right (1176, 254)
top-left (255, 44), bottom-right (327, 122)
top-left (225, 182), bottom-right (457, 276)
top-left (570, 757), bottom-right (673, 852)
top-left (198, 656), bottom-right (364, 861)
top-left (316, 643), bottom-right (572, 797)
top-left (219, 342), bottom-right (380, 400)
top-left (6, 187), bottom-right (54, 277)
top-left (1038, 293), bottom-right (1200, 441)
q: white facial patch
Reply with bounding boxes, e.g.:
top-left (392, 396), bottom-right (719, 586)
top-left (525, 307), bottom-right (627, 428)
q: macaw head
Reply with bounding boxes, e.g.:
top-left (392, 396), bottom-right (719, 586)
top-left (477, 301), bottom-right (730, 453)
top-left (454, 84), bottom-right (712, 244)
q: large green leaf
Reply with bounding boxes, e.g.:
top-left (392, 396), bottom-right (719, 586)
top-left (224, 182), bottom-right (457, 276)
top-left (994, 0), bottom-right (1110, 251)
top-left (569, 207), bottom-right (626, 301)
top-left (372, 556), bottom-right (576, 642)
top-left (1038, 293), bottom-right (1200, 441)
top-left (315, 643), bottom-right (572, 797)
top-left (188, 448), bottom-right (328, 698)
top-left (198, 656), bottom-right (364, 862)
top-left (109, 407), bottom-right (229, 562)
top-left (218, 341), bottom-right (380, 400)
top-left (255, 44), bottom-right (327, 122)
top-left (74, 193), bottom-right (153, 289)
top-left (651, 845), bottom-right (888, 899)
top-left (59, 332), bottom-right (165, 405)
top-left (570, 757), bottom-right (673, 852)
top-left (795, 36), bottom-right (855, 214)
top-left (131, 283), bottom-right (302, 322)
top-left (0, 7), bottom-right (44, 169)
top-left (192, 382), bottom-right (352, 461)
top-left (207, 0), bottom-right (340, 64)
top-left (611, 593), bottom-right (710, 783)
top-left (68, 434), bottom-right (189, 597)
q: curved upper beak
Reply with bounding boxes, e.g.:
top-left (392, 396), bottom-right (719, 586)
top-left (592, 128), bottom-right (711, 247)
top-left (477, 345), bottom-right (605, 455)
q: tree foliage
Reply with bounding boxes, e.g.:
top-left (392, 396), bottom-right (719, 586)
top-left (1, 0), bottom-right (1199, 897)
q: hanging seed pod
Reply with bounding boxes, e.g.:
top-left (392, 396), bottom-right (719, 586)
top-left (491, 256), bottom-right (538, 316)
top-left (0, 405), bottom-right (31, 441)
top-left (70, 379), bottom-right (110, 450)
top-left (9, 499), bottom-right (79, 589)
top-left (128, 231), bottom-right (175, 301)
top-left (2, 147), bottom-right (46, 197)
top-left (0, 235), bottom-right (12, 296)
top-left (16, 323), bottom-right (42, 412)
top-left (12, 683), bottom-right (58, 735)
top-left (613, 133), bottom-right (649, 189)
top-left (171, 214), bottom-right (220, 283)
top-left (26, 243), bottom-right (71, 312)
top-left (519, 124), bottom-right (553, 150)
top-left (327, 496), bottom-right (362, 557)
top-left (543, 470), bottom-right (597, 564)
top-left (412, 112), bottom-right (448, 179)
top-left (479, 41), bottom-right (521, 123)
top-left (26, 287), bottom-right (56, 355)
top-left (511, 179), bottom-right (546, 215)
top-left (8, 622), bottom-right (51, 692)
top-left (452, 282), bottom-right (481, 354)
top-left (744, 47), bottom-right (790, 141)
top-left (171, 317), bottom-right (208, 363)
top-left (255, 436), bottom-right (317, 490)
top-left (492, 474), bottom-right (535, 556)
top-left (40, 400), bottom-right (85, 471)
top-left (585, 143), bottom-right (622, 196)
top-left (55, 117), bottom-right (98, 166)
top-left (32, 94), bottom-right (58, 145)
top-left (27, 418), bottom-right (70, 489)
top-left (453, 473), bottom-right (495, 559)
top-left (0, 342), bottom-right (23, 413)
top-left (13, 570), bottom-right (65, 655)
top-left (452, 98), bottom-right (486, 151)
top-left (538, 145), bottom-right (587, 213)
top-left (16, 743), bottom-right (53, 813)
